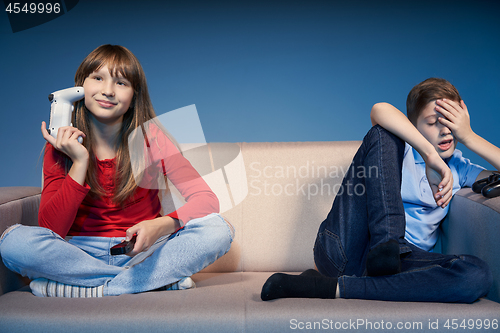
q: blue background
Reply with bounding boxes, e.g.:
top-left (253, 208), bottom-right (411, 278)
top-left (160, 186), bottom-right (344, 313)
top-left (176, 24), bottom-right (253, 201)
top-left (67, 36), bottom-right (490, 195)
top-left (1, 0), bottom-right (499, 187)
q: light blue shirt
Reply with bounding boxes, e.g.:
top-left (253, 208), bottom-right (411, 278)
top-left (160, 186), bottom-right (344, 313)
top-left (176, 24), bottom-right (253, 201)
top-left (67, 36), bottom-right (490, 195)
top-left (401, 143), bottom-right (484, 251)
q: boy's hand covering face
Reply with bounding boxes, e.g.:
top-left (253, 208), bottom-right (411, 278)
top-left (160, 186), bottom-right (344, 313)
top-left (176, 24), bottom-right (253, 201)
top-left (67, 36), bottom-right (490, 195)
top-left (425, 152), bottom-right (454, 208)
top-left (436, 99), bottom-right (474, 145)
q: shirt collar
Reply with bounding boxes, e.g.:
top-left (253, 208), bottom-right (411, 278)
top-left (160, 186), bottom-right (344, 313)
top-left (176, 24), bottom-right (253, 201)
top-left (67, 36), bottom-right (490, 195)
top-left (412, 146), bottom-right (425, 164)
top-left (411, 145), bottom-right (453, 165)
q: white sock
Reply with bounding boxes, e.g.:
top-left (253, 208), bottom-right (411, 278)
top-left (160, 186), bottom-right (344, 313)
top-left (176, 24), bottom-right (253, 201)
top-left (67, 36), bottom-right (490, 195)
top-left (157, 277), bottom-right (196, 291)
top-left (30, 278), bottom-right (103, 298)
top-left (175, 276), bottom-right (196, 290)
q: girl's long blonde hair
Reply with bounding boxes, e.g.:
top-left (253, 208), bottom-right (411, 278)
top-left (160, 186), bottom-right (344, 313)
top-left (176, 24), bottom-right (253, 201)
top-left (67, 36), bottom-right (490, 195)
top-left (72, 44), bottom-right (157, 203)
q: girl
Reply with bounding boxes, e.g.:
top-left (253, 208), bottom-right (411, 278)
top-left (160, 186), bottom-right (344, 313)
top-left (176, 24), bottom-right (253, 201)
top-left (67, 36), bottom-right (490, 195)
top-left (0, 44), bottom-right (233, 297)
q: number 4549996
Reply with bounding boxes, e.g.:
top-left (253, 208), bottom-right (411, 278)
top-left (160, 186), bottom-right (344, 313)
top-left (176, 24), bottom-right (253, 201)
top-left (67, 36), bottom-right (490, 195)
top-left (444, 318), bottom-right (498, 330)
top-left (5, 2), bottom-right (61, 14)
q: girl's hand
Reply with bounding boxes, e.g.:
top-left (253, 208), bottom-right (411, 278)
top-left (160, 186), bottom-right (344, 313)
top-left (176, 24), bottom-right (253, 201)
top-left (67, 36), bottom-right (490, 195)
top-left (41, 121), bottom-right (88, 163)
top-left (436, 99), bottom-right (475, 145)
top-left (125, 216), bottom-right (179, 256)
top-left (425, 151), bottom-right (454, 208)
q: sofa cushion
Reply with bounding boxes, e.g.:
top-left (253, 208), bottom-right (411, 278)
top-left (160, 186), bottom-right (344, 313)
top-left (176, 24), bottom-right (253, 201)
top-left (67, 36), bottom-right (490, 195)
top-left (0, 272), bottom-right (499, 333)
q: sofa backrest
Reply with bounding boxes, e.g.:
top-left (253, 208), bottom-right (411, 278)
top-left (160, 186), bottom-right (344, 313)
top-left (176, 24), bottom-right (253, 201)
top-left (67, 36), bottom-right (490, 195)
top-left (3, 141), bottom-right (361, 277)
top-left (197, 141), bottom-right (361, 273)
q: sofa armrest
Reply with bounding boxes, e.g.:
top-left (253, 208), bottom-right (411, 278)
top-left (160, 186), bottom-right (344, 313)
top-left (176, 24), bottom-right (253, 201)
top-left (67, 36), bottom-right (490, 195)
top-left (0, 187), bottom-right (41, 296)
top-left (441, 188), bottom-right (500, 302)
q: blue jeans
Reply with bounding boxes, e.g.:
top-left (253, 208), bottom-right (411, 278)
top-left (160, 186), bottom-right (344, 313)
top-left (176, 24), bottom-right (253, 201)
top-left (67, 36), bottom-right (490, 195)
top-left (314, 125), bottom-right (492, 303)
top-left (0, 213), bottom-right (233, 296)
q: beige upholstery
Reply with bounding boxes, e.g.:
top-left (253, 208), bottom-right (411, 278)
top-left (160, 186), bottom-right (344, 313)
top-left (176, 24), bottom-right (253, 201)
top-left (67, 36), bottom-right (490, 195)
top-left (203, 141), bottom-right (361, 273)
top-left (1, 142), bottom-right (499, 332)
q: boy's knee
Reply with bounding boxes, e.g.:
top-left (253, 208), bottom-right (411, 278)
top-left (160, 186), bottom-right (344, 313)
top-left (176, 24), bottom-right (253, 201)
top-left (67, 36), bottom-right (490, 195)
top-left (372, 125), bottom-right (404, 147)
top-left (364, 125), bottom-right (405, 157)
top-left (455, 255), bottom-right (493, 302)
top-left (466, 255), bottom-right (493, 299)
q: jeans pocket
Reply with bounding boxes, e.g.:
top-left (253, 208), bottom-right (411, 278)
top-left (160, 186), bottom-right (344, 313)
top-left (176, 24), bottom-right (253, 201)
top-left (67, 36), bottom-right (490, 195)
top-left (314, 230), bottom-right (347, 278)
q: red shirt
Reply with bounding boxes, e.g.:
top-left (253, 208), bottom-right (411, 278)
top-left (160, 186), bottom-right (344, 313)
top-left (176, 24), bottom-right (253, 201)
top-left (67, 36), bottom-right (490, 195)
top-left (39, 125), bottom-right (219, 238)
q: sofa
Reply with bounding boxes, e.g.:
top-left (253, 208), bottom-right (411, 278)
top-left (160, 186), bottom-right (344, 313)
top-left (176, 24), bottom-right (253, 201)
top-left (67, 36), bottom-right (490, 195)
top-left (1, 141), bottom-right (499, 333)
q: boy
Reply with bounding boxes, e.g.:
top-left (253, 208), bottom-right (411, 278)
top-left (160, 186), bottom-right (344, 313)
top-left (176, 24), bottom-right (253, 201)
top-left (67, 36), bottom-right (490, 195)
top-left (261, 78), bottom-right (498, 303)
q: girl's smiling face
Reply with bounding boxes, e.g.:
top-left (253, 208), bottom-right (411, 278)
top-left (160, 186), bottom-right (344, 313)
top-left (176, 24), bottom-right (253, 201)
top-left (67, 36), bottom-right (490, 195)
top-left (83, 64), bottom-right (134, 126)
top-left (416, 101), bottom-right (457, 159)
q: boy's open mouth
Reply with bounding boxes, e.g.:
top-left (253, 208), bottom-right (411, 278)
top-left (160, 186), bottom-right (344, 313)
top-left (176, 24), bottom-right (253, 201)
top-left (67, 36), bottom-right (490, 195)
top-left (438, 139), bottom-right (453, 151)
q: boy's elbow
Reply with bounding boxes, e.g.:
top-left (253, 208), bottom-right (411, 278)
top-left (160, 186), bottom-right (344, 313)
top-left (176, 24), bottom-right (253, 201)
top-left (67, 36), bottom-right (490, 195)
top-left (370, 103), bottom-right (385, 125)
top-left (371, 102), bottom-right (390, 113)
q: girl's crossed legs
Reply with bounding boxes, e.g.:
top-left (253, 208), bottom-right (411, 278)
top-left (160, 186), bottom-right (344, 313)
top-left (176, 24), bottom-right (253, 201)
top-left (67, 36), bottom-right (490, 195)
top-left (0, 213), bottom-right (233, 296)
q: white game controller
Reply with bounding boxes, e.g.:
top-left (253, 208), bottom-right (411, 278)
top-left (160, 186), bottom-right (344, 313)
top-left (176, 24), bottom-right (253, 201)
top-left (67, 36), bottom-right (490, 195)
top-left (48, 87), bottom-right (85, 143)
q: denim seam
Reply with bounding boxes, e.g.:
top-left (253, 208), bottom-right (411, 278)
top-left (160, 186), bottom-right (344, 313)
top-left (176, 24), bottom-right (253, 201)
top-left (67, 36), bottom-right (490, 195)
top-left (377, 128), bottom-right (391, 245)
top-left (339, 276), bottom-right (346, 298)
top-left (402, 256), bottom-right (459, 263)
top-left (397, 263), bottom-right (445, 275)
top-left (324, 230), bottom-right (348, 266)
top-left (220, 214), bottom-right (235, 243)
top-left (322, 230), bottom-right (348, 274)
top-left (443, 257), bottom-right (460, 270)
top-left (0, 224), bottom-right (21, 245)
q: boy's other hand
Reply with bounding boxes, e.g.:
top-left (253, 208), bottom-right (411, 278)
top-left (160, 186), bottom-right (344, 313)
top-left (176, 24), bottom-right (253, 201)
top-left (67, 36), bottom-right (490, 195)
top-left (425, 152), bottom-right (453, 208)
top-left (436, 99), bottom-right (474, 145)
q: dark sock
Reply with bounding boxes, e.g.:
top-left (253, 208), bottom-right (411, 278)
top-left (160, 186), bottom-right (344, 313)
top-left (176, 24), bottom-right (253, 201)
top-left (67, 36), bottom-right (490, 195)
top-left (300, 269), bottom-right (323, 277)
top-left (261, 272), bottom-right (337, 301)
top-left (366, 239), bottom-right (401, 277)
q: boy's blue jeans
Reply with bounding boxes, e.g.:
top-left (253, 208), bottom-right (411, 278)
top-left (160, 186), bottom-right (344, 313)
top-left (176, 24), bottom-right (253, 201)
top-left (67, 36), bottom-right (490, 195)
top-left (0, 213), bottom-right (233, 296)
top-left (314, 125), bottom-right (492, 303)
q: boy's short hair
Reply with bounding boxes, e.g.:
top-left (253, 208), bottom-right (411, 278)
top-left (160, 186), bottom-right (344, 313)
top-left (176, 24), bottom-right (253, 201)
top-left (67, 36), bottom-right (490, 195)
top-left (406, 78), bottom-right (462, 125)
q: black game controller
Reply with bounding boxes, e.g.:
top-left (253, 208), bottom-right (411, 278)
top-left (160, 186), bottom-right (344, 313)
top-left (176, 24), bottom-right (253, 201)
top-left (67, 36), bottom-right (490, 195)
top-left (110, 235), bottom-right (137, 255)
top-left (472, 173), bottom-right (500, 198)
top-left (482, 179), bottom-right (500, 198)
